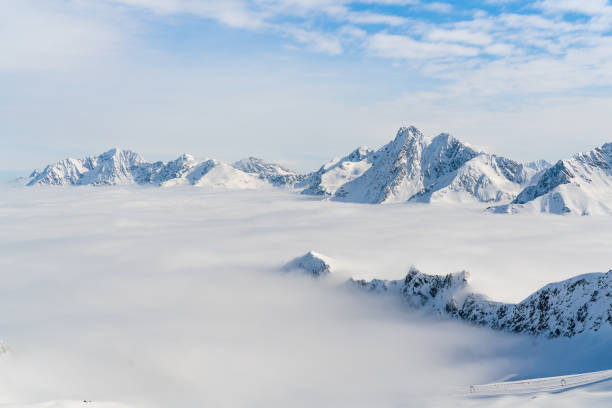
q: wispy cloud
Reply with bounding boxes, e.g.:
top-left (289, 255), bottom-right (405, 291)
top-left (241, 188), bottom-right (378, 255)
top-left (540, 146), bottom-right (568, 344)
top-left (0, 1), bottom-right (120, 72)
top-left (367, 33), bottom-right (479, 58)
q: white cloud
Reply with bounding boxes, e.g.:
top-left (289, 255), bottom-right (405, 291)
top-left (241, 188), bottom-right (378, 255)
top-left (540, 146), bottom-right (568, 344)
top-left (420, 2), bottom-right (453, 13)
top-left (0, 1), bottom-right (120, 72)
top-left (367, 33), bottom-right (479, 58)
top-left (284, 27), bottom-right (344, 54)
top-left (426, 28), bottom-right (493, 45)
top-left (338, 25), bottom-right (368, 39)
top-left (3, 186), bottom-right (612, 406)
top-left (483, 42), bottom-right (517, 56)
top-left (536, 0), bottom-right (612, 16)
top-left (344, 10), bottom-right (410, 26)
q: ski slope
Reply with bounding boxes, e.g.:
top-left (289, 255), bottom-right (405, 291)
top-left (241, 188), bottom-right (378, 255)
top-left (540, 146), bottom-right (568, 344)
top-left (469, 369), bottom-right (612, 396)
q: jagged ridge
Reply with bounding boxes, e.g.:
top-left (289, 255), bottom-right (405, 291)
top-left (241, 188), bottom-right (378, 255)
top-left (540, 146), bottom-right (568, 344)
top-left (490, 143), bottom-right (612, 215)
top-left (351, 268), bottom-right (612, 338)
top-left (27, 149), bottom-right (299, 189)
top-left (23, 127), bottom-right (612, 215)
top-left (304, 127), bottom-right (534, 204)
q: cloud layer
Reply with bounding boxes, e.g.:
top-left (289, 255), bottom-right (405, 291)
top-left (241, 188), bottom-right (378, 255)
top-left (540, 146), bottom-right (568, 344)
top-left (2, 187), bottom-right (612, 406)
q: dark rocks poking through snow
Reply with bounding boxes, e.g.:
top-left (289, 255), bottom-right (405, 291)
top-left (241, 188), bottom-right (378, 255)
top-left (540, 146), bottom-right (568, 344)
top-left (351, 267), bottom-right (612, 338)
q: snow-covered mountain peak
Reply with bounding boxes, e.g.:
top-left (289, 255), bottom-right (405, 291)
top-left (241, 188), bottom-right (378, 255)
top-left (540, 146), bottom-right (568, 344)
top-left (490, 141), bottom-right (612, 214)
top-left (233, 157), bottom-right (302, 186)
top-left (313, 126), bottom-right (526, 204)
top-left (27, 150), bottom-right (269, 189)
top-left (299, 146), bottom-right (376, 196)
top-left (234, 157), bottom-right (288, 172)
top-left (393, 126), bottom-right (429, 146)
top-left (79, 148), bottom-right (145, 186)
top-left (421, 133), bottom-right (480, 182)
top-left (22, 129), bottom-right (612, 215)
top-left (99, 147), bottom-right (140, 158)
top-left (524, 159), bottom-right (552, 172)
top-left (283, 251), bottom-right (333, 277)
top-left (176, 153), bottom-right (197, 163)
top-left (324, 146), bottom-right (373, 170)
top-left (26, 148), bottom-right (146, 186)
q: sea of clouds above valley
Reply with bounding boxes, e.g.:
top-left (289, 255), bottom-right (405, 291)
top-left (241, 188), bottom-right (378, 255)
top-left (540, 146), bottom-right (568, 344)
top-left (1, 185), bottom-right (612, 407)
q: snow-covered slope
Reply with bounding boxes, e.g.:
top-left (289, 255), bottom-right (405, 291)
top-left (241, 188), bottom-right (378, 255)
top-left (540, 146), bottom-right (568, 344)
top-left (409, 154), bottom-right (530, 204)
top-left (299, 147), bottom-right (374, 196)
top-left (135, 153), bottom-right (199, 186)
top-left (350, 267), bottom-right (612, 338)
top-left (524, 159), bottom-right (552, 173)
top-left (302, 127), bottom-right (533, 204)
top-left (188, 160), bottom-right (265, 189)
top-left (233, 157), bottom-right (303, 186)
top-left (490, 143), bottom-right (612, 215)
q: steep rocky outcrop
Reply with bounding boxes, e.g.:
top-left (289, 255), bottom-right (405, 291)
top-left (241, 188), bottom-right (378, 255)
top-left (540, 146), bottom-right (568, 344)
top-left (350, 267), bottom-right (612, 338)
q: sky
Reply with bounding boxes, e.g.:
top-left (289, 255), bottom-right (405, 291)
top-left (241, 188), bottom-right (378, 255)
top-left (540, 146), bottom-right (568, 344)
top-left (2, 0), bottom-right (612, 175)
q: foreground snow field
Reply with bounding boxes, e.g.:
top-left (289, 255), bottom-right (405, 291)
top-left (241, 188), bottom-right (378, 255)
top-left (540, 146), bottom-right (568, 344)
top-left (1, 185), bottom-right (611, 407)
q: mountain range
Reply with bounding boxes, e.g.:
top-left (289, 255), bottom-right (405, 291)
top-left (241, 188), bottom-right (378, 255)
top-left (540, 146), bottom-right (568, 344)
top-left (351, 268), bottom-right (612, 338)
top-left (286, 252), bottom-right (612, 338)
top-left (23, 126), bottom-right (612, 215)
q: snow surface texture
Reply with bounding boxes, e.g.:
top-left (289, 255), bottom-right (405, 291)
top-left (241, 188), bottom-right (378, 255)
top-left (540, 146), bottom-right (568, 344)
top-left (2, 187), bottom-right (612, 407)
top-left (23, 126), bottom-right (612, 214)
top-left (348, 267), bottom-right (612, 338)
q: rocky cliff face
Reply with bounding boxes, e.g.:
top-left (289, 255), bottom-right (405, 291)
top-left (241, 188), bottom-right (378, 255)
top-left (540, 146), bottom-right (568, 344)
top-left (287, 250), bottom-right (612, 338)
top-left (351, 268), bottom-right (612, 338)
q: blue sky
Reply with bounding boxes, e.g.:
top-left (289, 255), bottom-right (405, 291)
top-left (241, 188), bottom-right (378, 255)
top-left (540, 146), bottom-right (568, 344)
top-left (2, 0), bottom-right (612, 175)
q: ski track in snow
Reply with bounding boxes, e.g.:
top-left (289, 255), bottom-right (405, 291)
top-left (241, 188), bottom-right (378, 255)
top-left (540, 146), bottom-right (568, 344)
top-left (468, 369), bottom-right (612, 396)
